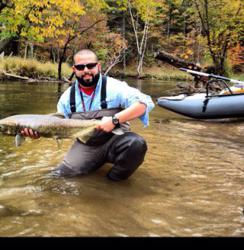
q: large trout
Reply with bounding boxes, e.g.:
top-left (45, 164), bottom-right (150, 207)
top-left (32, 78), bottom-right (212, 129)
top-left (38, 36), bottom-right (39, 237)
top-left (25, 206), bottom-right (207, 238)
top-left (0, 113), bottom-right (103, 146)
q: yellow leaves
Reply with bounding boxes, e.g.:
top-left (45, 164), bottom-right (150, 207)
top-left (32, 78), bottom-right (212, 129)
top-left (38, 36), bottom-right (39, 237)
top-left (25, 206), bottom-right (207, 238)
top-left (128, 0), bottom-right (165, 22)
top-left (182, 54), bottom-right (189, 60)
top-left (0, 0), bottom-right (87, 41)
top-left (45, 15), bottom-right (64, 28)
top-left (85, 0), bottom-right (108, 11)
top-left (29, 12), bottom-right (42, 25)
top-left (186, 49), bottom-right (193, 56)
top-left (207, 0), bottom-right (242, 25)
top-left (49, 0), bottom-right (85, 16)
top-left (181, 49), bottom-right (194, 60)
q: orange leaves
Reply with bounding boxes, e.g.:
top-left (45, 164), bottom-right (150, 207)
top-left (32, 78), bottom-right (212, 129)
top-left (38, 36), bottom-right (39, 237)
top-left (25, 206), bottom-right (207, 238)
top-left (228, 44), bottom-right (244, 66)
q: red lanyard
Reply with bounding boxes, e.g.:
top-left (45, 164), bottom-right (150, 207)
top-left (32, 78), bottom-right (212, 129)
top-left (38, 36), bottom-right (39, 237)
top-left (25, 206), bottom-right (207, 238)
top-left (79, 89), bottom-right (96, 112)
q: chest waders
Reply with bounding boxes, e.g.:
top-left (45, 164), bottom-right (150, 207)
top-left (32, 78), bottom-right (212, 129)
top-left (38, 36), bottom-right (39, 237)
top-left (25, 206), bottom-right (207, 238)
top-left (69, 75), bottom-right (130, 146)
top-left (52, 75), bottom-right (148, 181)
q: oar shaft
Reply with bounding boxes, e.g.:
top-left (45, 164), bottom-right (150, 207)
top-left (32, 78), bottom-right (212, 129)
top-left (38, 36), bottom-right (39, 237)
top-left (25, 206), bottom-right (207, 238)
top-left (180, 68), bottom-right (209, 77)
top-left (180, 68), bottom-right (244, 85)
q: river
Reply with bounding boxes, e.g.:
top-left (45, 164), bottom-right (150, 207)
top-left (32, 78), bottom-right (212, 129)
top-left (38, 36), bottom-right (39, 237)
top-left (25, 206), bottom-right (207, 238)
top-left (0, 79), bottom-right (243, 236)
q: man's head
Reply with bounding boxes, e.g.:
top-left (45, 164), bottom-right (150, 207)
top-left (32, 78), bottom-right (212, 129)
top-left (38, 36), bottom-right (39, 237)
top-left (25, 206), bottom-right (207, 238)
top-left (73, 49), bottom-right (101, 87)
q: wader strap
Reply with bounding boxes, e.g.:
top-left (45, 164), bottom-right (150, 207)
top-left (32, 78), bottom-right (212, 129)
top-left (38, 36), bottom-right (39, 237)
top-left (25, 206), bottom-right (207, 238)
top-left (101, 75), bottom-right (107, 109)
top-left (69, 75), bottom-right (107, 113)
top-left (70, 83), bottom-right (76, 113)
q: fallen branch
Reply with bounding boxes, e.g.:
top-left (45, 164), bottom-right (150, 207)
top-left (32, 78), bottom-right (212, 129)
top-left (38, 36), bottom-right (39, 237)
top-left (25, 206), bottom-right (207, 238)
top-left (1, 70), bottom-right (66, 83)
top-left (2, 70), bottom-right (30, 80)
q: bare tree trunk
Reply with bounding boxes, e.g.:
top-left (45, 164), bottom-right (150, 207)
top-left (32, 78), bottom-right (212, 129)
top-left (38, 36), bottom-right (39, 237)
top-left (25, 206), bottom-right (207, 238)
top-left (24, 43), bottom-right (28, 59)
top-left (193, 0), bottom-right (240, 75)
top-left (167, 10), bottom-right (172, 39)
top-left (50, 47), bottom-right (56, 63)
top-left (27, 42), bottom-right (34, 58)
top-left (194, 0), bottom-right (217, 65)
top-left (58, 39), bottom-right (69, 80)
top-left (104, 48), bottom-right (127, 75)
top-left (136, 22), bottom-right (149, 77)
top-left (128, 0), bottom-right (149, 78)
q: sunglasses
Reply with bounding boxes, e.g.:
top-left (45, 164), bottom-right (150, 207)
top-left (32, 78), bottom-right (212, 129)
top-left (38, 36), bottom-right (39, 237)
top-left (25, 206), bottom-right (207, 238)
top-left (74, 63), bottom-right (98, 71)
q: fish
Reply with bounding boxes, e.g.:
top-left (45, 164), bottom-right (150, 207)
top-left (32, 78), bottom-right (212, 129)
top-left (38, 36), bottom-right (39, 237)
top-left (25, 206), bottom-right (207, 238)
top-left (0, 113), bottom-right (102, 146)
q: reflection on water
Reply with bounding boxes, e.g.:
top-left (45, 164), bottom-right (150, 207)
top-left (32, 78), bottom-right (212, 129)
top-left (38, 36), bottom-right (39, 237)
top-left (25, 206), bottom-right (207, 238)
top-left (0, 80), bottom-right (243, 236)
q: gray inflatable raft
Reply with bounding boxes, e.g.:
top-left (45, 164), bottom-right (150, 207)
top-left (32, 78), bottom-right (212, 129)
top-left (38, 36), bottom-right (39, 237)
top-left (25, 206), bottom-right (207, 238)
top-left (157, 93), bottom-right (244, 119)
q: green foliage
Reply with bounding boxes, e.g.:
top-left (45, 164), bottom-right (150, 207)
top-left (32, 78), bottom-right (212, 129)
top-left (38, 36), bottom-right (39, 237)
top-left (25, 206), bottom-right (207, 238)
top-left (106, 0), bottom-right (166, 22)
top-left (95, 47), bottom-right (108, 62)
top-left (84, 0), bottom-right (108, 11)
top-left (0, 0), bottom-right (242, 75)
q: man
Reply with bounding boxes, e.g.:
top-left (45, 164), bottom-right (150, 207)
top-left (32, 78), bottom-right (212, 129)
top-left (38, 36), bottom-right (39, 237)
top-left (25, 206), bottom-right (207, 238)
top-left (21, 49), bottom-right (154, 181)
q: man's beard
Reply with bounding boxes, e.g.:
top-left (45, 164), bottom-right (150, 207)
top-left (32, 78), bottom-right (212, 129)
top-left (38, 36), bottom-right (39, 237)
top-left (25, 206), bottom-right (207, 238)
top-left (76, 73), bottom-right (100, 87)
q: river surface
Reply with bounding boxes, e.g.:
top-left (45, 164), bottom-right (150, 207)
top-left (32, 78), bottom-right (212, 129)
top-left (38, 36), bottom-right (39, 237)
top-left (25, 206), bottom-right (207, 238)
top-left (0, 79), bottom-right (243, 237)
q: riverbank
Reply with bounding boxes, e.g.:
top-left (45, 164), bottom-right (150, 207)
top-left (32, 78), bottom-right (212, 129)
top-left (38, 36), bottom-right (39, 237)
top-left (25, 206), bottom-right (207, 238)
top-left (0, 56), bottom-right (192, 82)
top-left (110, 64), bottom-right (244, 82)
top-left (0, 57), bottom-right (71, 82)
top-left (0, 56), bottom-right (243, 82)
top-left (109, 65), bottom-right (194, 81)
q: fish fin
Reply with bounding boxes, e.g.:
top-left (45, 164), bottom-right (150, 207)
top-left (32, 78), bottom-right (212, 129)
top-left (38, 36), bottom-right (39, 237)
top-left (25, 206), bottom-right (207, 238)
top-left (74, 127), bottom-right (96, 143)
top-left (15, 134), bottom-right (25, 147)
top-left (54, 136), bottom-right (62, 149)
top-left (111, 128), bottom-right (125, 135)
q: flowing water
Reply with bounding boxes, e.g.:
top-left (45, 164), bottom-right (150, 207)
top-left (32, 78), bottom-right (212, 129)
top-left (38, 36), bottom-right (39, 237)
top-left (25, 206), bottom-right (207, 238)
top-left (0, 79), bottom-right (243, 237)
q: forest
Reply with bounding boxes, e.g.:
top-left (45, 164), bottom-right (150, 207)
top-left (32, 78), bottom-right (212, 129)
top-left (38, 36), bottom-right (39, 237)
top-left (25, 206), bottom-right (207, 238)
top-left (0, 0), bottom-right (243, 80)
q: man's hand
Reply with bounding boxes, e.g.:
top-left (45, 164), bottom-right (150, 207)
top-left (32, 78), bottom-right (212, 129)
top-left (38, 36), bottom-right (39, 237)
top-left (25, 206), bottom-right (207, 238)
top-left (20, 128), bottom-right (40, 139)
top-left (96, 116), bottom-right (115, 133)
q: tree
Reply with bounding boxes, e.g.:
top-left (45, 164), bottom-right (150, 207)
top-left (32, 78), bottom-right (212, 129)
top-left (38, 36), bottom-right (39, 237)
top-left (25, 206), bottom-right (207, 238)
top-left (0, 0), bottom-right (109, 78)
top-left (164, 0), bottom-right (183, 39)
top-left (99, 33), bottom-right (127, 75)
top-left (192, 0), bottom-right (243, 74)
top-left (127, 0), bottom-right (166, 77)
top-left (107, 0), bottom-right (166, 78)
top-left (56, 17), bottom-right (106, 80)
top-left (0, 0), bottom-right (85, 56)
top-left (0, 0), bottom-right (85, 46)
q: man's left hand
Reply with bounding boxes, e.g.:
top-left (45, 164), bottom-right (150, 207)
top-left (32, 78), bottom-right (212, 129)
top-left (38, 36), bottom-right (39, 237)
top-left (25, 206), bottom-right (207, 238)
top-left (96, 116), bottom-right (115, 133)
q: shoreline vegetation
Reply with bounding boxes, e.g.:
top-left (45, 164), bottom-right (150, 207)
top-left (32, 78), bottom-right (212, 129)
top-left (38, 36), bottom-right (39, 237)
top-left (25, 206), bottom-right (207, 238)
top-left (0, 56), bottom-right (243, 83)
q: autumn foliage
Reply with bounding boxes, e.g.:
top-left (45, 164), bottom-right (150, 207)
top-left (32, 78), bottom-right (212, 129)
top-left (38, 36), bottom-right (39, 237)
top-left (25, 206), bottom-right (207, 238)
top-left (0, 0), bottom-right (243, 77)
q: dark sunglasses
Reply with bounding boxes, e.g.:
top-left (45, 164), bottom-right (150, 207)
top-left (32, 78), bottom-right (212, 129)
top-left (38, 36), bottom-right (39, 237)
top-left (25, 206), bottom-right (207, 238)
top-left (74, 63), bottom-right (97, 71)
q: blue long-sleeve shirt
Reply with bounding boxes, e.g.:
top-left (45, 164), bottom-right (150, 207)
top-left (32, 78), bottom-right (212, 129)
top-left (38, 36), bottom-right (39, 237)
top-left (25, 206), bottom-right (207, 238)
top-left (57, 74), bottom-right (155, 126)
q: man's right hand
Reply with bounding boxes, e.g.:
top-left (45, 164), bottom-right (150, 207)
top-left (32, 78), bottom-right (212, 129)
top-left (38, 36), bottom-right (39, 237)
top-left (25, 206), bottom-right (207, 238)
top-left (20, 128), bottom-right (40, 139)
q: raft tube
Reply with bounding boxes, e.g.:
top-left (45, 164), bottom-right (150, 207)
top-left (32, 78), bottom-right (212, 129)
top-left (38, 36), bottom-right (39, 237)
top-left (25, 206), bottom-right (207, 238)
top-left (157, 93), bottom-right (244, 119)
